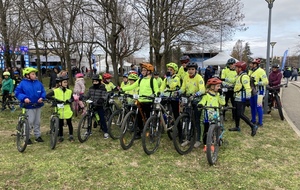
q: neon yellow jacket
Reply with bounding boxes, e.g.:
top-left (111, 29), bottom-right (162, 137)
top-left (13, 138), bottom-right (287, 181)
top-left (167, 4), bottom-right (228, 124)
top-left (160, 75), bottom-right (181, 96)
top-left (234, 73), bottom-right (251, 101)
top-left (248, 67), bottom-right (269, 94)
top-left (155, 77), bottom-right (163, 88)
top-left (180, 74), bottom-right (205, 95)
top-left (122, 76), bottom-right (159, 102)
top-left (221, 67), bottom-right (237, 87)
top-left (198, 91), bottom-right (225, 121)
top-left (121, 81), bottom-right (130, 89)
top-left (177, 66), bottom-right (188, 81)
top-left (105, 82), bottom-right (116, 92)
top-left (54, 88), bottom-right (73, 119)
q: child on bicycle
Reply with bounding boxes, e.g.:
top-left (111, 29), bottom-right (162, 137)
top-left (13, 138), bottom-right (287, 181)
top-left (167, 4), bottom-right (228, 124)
top-left (85, 74), bottom-right (109, 139)
top-left (179, 62), bottom-right (205, 148)
top-left (15, 67), bottom-right (46, 144)
top-left (46, 76), bottom-right (75, 142)
top-left (121, 63), bottom-right (159, 139)
top-left (198, 77), bottom-right (225, 152)
top-left (102, 73), bottom-right (116, 92)
top-left (1, 71), bottom-right (15, 111)
top-left (73, 73), bottom-right (86, 115)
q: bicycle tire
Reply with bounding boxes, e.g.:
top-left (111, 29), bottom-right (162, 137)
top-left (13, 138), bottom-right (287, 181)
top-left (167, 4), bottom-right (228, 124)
top-left (275, 95), bottom-right (284, 120)
top-left (108, 109), bottom-right (123, 139)
top-left (142, 114), bottom-right (162, 155)
top-left (50, 116), bottom-right (59, 149)
top-left (172, 113), bottom-right (196, 155)
top-left (206, 124), bottom-right (220, 165)
top-left (77, 114), bottom-right (92, 143)
top-left (16, 119), bottom-right (30, 152)
top-left (166, 104), bottom-right (174, 140)
top-left (120, 111), bottom-right (137, 150)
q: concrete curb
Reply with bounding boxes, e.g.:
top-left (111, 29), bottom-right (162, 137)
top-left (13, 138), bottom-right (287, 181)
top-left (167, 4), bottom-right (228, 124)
top-left (281, 83), bottom-right (300, 137)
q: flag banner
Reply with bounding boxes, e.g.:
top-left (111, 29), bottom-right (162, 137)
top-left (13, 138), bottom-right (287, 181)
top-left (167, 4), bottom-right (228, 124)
top-left (281, 50), bottom-right (288, 70)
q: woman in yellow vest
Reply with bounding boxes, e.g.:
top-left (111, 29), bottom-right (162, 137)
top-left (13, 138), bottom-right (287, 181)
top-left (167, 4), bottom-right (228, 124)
top-left (46, 75), bottom-right (74, 142)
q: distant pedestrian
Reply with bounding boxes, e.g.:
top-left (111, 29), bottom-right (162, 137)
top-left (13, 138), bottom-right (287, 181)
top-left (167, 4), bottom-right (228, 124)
top-left (290, 67), bottom-right (298, 81)
top-left (283, 67), bottom-right (292, 87)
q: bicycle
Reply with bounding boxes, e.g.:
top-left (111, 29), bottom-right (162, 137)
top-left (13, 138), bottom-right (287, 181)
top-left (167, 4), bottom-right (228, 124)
top-left (266, 84), bottom-right (284, 120)
top-left (141, 92), bottom-right (176, 155)
top-left (77, 99), bottom-right (110, 143)
top-left (107, 92), bottom-right (135, 140)
top-left (0, 95), bottom-right (18, 111)
top-left (172, 95), bottom-right (199, 155)
top-left (119, 94), bottom-right (150, 150)
top-left (198, 105), bottom-right (234, 165)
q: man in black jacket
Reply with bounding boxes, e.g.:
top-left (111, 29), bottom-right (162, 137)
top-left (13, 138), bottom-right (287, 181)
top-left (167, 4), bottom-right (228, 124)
top-left (283, 67), bottom-right (292, 87)
top-left (49, 67), bottom-right (59, 89)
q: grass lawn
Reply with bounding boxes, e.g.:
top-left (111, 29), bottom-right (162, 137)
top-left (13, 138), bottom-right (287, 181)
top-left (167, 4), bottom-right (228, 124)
top-left (0, 77), bottom-right (300, 189)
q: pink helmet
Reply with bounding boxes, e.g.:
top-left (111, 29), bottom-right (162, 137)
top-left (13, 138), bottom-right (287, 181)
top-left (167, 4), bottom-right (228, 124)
top-left (75, 73), bottom-right (84, 78)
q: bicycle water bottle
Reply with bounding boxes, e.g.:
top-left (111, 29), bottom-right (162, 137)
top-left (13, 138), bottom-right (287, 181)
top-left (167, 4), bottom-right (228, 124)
top-left (95, 113), bottom-right (100, 122)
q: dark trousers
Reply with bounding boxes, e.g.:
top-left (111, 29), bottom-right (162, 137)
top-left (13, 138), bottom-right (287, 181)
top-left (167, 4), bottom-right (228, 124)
top-left (137, 102), bottom-right (152, 134)
top-left (59, 118), bottom-right (73, 137)
top-left (95, 106), bottom-right (108, 133)
top-left (234, 101), bottom-right (254, 129)
top-left (192, 103), bottom-right (201, 141)
top-left (2, 90), bottom-right (13, 109)
top-left (223, 90), bottom-right (235, 119)
top-left (202, 122), bottom-right (210, 145)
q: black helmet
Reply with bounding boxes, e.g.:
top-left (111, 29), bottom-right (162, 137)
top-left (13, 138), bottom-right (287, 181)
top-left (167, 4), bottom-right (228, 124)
top-left (153, 71), bottom-right (159, 75)
top-left (227, 58), bottom-right (236, 65)
top-left (92, 74), bottom-right (101, 81)
top-left (272, 64), bottom-right (280, 68)
top-left (57, 75), bottom-right (69, 82)
top-left (186, 62), bottom-right (198, 70)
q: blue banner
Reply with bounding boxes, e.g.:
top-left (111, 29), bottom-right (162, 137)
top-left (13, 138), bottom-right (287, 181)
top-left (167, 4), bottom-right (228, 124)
top-left (281, 50), bottom-right (288, 70)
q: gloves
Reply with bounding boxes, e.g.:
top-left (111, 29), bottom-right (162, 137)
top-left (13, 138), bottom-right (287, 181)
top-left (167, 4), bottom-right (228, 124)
top-left (258, 81), bottom-right (263, 86)
top-left (195, 91), bottom-right (201, 96)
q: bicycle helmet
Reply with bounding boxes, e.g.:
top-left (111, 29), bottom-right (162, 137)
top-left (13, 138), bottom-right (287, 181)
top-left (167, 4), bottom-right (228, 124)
top-left (92, 74), bottom-right (101, 81)
top-left (180, 55), bottom-right (190, 64)
top-left (14, 71), bottom-right (20, 75)
top-left (123, 73), bottom-right (128, 78)
top-left (227, 58), bottom-right (236, 65)
top-left (186, 62), bottom-right (198, 70)
top-left (23, 67), bottom-right (38, 76)
top-left (128, 73), bottom-right (139, 81)
top-left (166, 62), bottom-right (179, 73)
top-left (153, 71), bottom-right (159, 76)
top-left (140, 63), bottom-right (154, 72)
top-left (128, 70), bottom-right (138, 75)
top-left (57, 75), bottom-right (69, 82)
top-left (252, 58), bottom-right (261, 64)
top-left (75, 73), bottom-right (84, 78)
top-left (272, 64), bottom-right (280, 68)
top-left (3, 71), bottom-right (10, 76)
top-left (234, 61), bottom-right (247, 71)
top-left (207, 77), bottom-right (222, 86)
top-left (103, 73), bottom-right (112, 80)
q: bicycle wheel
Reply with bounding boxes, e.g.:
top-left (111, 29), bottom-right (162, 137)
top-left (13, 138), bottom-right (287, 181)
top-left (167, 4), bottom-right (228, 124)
top-left (142, 114), bottom-right (162, 155)
top-left (77, 114), bottom-right (92, 143)
top-left (172, 113), bottom-right (196, 155)
top-left (275, 95), bottom-right (284, 120)
top-left (104, 107), bottom-right (112, 121)
top-left (50, 116), bottom-right (59, 149)
top-left (206, 124), bottom-right (220, 165)
top-left (108, 109), bottom-right (123, 140)
top-left (120, 111), bottom-right (137, 150)
top-left (111, 102), bottom-right (119, 112)
top-left (16, 119), bottom-right (30, 152)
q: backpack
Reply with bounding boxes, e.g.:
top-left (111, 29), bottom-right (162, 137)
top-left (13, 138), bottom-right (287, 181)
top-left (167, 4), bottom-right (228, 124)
top-left (240, 74), bottom-right (257, 96)
top-left (138, 77), bottom-right (155, 94)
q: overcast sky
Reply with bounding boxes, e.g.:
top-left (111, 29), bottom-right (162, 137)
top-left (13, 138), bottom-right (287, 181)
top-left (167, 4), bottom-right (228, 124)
top-left (224, 0), bottom-right (300, 58)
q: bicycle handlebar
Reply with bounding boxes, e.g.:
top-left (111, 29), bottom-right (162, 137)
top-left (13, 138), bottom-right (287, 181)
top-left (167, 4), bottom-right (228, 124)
top-left (197, 105), bottom-right (235, 111)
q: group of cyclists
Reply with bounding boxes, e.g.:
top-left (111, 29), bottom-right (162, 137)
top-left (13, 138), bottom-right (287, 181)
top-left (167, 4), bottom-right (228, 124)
top-left (3, 54), bottom-right (284, 153)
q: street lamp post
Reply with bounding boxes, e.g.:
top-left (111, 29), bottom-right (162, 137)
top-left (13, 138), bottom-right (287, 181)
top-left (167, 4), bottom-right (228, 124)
top-left (264, 0), bottom-right (275, 114)
top-left (270, 42), bottom-right (276, 65)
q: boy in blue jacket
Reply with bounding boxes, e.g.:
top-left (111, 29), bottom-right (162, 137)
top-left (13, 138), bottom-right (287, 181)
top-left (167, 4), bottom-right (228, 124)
top-left (15, 67), bottom-right (46, 144)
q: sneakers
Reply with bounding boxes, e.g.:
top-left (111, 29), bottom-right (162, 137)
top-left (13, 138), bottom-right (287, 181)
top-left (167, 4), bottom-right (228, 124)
top-left (229, 127), bottom-right (241, 132)
top-left (35, 137), bottom-right (44, 142)
top-left (58, 137), bottom-right (64, 143)
top-left (181, 140), bottom-right (190, 147)
top-left (103, 133), bottom-right (109, 139)
top-left (258, 123), bottom-right (263, 128)
top-left (251, 126), bottom-right (258, 137)
top-left (27, 139), bottom-right (33, 145)
top-left (69, 135), bottom-right (74, 142)
top-left (194, 141), bottom-right (201, 148)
